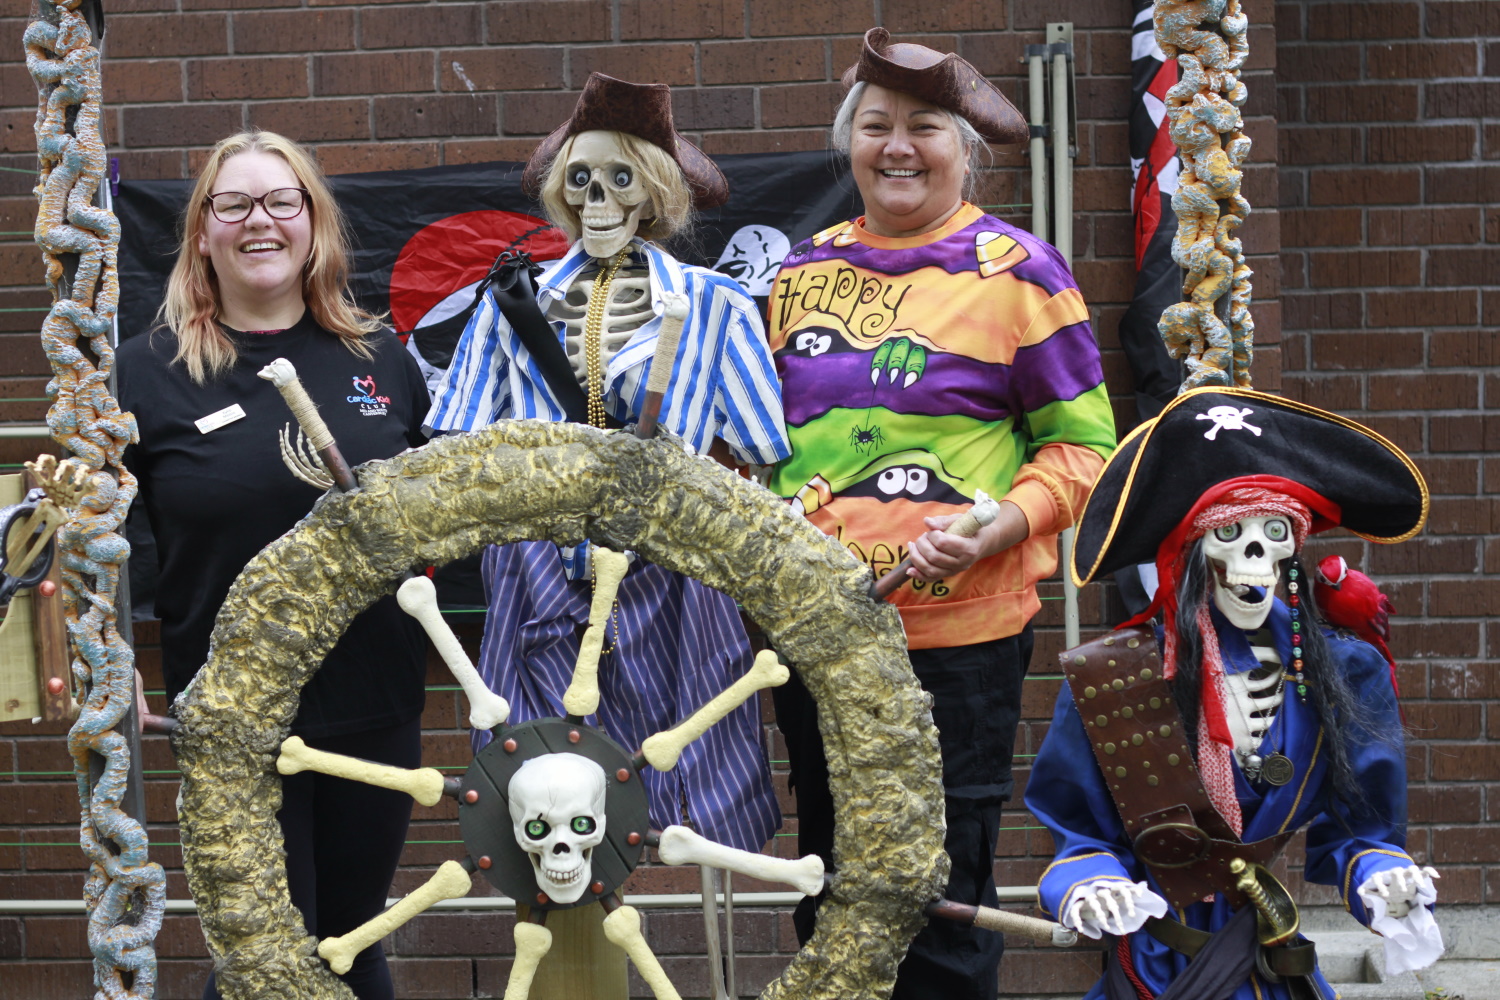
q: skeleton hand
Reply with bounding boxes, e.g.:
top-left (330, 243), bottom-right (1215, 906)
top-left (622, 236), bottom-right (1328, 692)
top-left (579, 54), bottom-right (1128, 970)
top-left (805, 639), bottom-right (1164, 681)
top-left (1357, 865), bottom-right (1444, 974)
top-left (1061, 880), bottom-right (1168, 940)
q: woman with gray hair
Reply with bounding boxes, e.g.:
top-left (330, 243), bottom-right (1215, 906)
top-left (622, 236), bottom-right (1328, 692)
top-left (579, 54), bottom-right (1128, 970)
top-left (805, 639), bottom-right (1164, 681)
top-left (766, 28), bottom-right (1118, 1000)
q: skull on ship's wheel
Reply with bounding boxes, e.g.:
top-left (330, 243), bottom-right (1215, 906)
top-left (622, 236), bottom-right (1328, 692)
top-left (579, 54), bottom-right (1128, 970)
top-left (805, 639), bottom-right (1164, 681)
top-left (170, 421), bottom-right (956, 999)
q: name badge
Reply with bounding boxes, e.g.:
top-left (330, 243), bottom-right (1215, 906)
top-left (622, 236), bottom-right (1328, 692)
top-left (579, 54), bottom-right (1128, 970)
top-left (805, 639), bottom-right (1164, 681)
top-left (195, 403), bottom-right (246, 434)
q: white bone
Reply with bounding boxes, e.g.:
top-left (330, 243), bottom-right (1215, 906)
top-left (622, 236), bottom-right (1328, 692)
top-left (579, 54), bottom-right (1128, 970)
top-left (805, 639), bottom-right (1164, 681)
top-left (602, 904), bottom-right (682, 1000)
top-left (503, 921), bottom-right (554, 1000)
top-left (257, 357), bottom-right (298, 389)
top-left (656, 825), bottom-right (824, 897)
top-left (945, 488), bottom-right (1001, 539)
top-left (563, 131), bottom-right (655, 260)
top-left (277, 423), bottom-right (334, 491)
top-left (1062, 880), bottom-right (1168, 940)
top-left (642, 650), bottom-right (789, 771)
top-left (397, 575), bottom-right (511, 730)
top-left (563, 547), bottom-right (631, 718)
top-left (317, 860), bottom-right (472, 974)
top-left (257, 358), bottom-right (334, 452)
top-left (277, 736), bottom-right (447, 807)
top-left (553, 272), bottom-right (654, 385)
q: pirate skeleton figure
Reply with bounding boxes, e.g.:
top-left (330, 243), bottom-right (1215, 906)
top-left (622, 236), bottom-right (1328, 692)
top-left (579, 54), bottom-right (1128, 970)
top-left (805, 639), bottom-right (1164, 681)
top-left (1027, 388), bottom-right (1442, 1000)
top-left (425, 74), bottom-right (791, 854)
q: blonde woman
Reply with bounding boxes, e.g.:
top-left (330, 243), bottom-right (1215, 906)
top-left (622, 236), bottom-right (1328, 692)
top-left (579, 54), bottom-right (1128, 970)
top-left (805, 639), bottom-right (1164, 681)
top-left (117, 131), bottom-right (429, 1000)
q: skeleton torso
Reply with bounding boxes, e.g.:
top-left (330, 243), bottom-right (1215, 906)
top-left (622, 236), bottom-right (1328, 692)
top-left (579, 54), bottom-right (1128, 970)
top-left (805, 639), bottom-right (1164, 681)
top-left (1223, 643), bottom-right (1286, 761)
top-left (547, 259), bottom-right (655, 388)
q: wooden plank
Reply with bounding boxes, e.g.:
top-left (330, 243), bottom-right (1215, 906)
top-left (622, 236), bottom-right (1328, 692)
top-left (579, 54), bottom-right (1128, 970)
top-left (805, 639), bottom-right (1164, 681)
top-left (31, 538), bottom-right (73, 722)
top-left (517, 901), bottom-right (628, 1000)
top-left (0, 472), bottom-right (40, 722)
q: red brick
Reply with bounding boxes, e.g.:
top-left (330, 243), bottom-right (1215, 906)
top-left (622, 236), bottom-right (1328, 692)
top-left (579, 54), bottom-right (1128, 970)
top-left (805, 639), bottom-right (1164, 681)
top-left (186, 56), bottom-right (308, 101)
top-left (1368, 373), bottom-right (1478, 412)
top-left (1427, 81), bottom-right (1500, 119)
top-left (1306, 2), bottom-right (1420, 39)
top-left (1369, 41), bottom-right (1479, 79)
top-left (759, 81), bottom-right (844, 129)
top-left (1432, 414), bottom-right (1500, 452)
top-left (386, 958), bottom-right (474, 1000)
top-left (101, 59), bottom-right (184, 104)
top-left (1430, 330), bottom-right (1500, 366)
top-left (0, 960), bottom-right (96, 995)
top-left (1427, 165), bottom-right (1500, 204)
top-left (362, 4), bottom-right (482, 50)
top-left (314, 52), bottom-right (434, 97)
top-left (1368, 123), bottom-right (1475, 164)
top-left (701, 39), bottom-right (826, 85)
top-left (884, 0), bottom-right (1006, 31)
top-left (1404, 702), bottom-right (1483, 741)
top-left (1312, 331), bottom-right (1426, 370)
top-left (1283, 373), bottom-right (1362, 410)
top-left (1429, 247), bottom-right (1500, 287)
top-left (439, 47), bottom-right (565, 93)
top-left (232, 9), bottom-right (355, 54)
top-left (502, 89), bottom-right (581, 135)
top-left (1307, 249), bottom-right (1419, 288)
top-left (698, 129), bottom-right (826, 154)
top-left (1283, 292), bottom-right (1361, 332)
top-left (620, 0), bottom-right (742, 40)
top-left (121, 104), bottom-right (244, 149)
top-left (1277, 43), bottom-right (1361, 82)
top-left (486, 0), bottom-right (612, 44)
top-left (1417, 456), bottom-right (1480, 495)
top-left (1368, 207), bottom-right (1482, 246)
top-left (1368, 289), bottom-right (1477, 328)
top-left (111, 149), bottom-right (188, 180)
top-left (1280, 208), bottom-right (1361, 248)
top-left (1409, 784), bottom-right (1483, 824)
top-left (1305, 84), bottom-right (1418, 123)
top-left (1427, 1), bottom-right (1500, 37)
top-left (1390, 621), bottom-right (1480, 659)
top-left (1308, 167), bottom-right (1420, 206)
top-left (1426, 497), bottom-right (1500, 535)
top-left (749, 0), bottom-right (877, 37)
top-left (568, 43), bottom-right (693, 87)
top-left (441, 137), bottom-right (540, 165)
top-left (1279, 126), bottom-right (1361, 166)
top-left (180, 0), bottom-right (299, 8)
top-left (108, 13), bottom-right (228, 58)
top-left (314, 142), bottom-right (440, 175)
top-left (1432, 826), bottom-right (1500, 862)
top-left (247, 99), bottom-right (370, 143)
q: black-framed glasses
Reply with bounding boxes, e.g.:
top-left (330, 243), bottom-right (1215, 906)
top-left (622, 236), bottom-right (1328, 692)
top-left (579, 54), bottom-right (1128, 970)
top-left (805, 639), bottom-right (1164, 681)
top-left (205, 187), bottom-right (309, 223)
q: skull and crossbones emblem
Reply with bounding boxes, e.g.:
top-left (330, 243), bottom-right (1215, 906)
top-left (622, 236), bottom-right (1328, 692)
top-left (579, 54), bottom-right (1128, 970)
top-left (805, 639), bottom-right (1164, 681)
top-left (1197, 406), bottom-right (1262, 441)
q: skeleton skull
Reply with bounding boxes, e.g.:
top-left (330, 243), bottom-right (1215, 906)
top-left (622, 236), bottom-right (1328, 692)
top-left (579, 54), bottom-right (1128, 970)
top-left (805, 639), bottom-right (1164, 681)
top-left (508, 753), bottom-right (609, 903)
top-left (564, 131), bottom-right (654, 259)
top-left (1201, 515), bottom-right (1296, 630)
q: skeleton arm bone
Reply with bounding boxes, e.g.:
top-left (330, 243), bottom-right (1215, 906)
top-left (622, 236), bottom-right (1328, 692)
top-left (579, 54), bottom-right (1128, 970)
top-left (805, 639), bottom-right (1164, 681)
top-left (640, 650), bottom-right (789, 770)
top-left (563, 547), bottom-right (631, 718)
top-left (1060, 880), bottom-right (1169, 940)
top-left (602, 903), bottom-right (683, 1000)
top-left (397, 575), bottom-right (511, 730)
top-left (317, 860), bottom-right (473, 975)
top-left (502, 920), bottom-right (553, 1000)
top-left (277, 736), bottom-right (448, 807)
top-left (1357, 865), bottom-right (1444, 973)
top-left (655, 825), bottom-right (825, 896)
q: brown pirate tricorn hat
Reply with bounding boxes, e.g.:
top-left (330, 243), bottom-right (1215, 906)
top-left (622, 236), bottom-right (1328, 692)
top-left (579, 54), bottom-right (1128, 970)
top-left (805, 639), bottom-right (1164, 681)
top-left (521, 73), bottom-right (729, 210)
top-left (840, 27), bottom-right (1029, 144)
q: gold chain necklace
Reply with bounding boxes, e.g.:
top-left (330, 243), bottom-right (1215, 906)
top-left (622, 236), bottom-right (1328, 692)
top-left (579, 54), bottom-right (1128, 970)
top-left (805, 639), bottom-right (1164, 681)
top-left (583, 248), bottom-right (632, 429)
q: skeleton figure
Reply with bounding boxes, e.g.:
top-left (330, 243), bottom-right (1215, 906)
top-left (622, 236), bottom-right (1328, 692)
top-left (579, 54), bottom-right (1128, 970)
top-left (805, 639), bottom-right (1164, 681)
top-left (508, 753), bottom-right (609, 904)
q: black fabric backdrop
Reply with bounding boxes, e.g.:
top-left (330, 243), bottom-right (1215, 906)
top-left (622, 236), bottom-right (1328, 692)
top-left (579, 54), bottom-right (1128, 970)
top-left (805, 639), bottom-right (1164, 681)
top-left (116, 150), bottom-right (861, 614)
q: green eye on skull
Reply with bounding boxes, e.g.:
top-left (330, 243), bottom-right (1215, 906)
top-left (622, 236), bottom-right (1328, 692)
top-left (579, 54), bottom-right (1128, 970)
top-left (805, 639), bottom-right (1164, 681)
top-left (1213, 523), bottom-right (1242, 542)
top-left (1264, 519), bottom-right (1289, 541)
top-left (524, 819), bottom-right (549, 839)
top-left (571, 816), bottom-right (597, 835)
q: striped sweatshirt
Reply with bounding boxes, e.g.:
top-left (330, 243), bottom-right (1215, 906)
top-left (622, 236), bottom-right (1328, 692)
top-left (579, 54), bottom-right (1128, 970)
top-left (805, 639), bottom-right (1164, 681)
top-left (767, 204), bottom-right (1116, 648)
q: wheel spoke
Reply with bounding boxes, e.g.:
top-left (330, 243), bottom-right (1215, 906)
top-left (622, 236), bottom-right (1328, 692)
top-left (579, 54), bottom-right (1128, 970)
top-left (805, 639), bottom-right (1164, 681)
top-left (503, 918), bottom-right (554, 1000)
top-left (656, 824), bottom-right (825, 896)
top-left (563, 547), bottom-right (630, 718)
top-left (601, 902), bottom-right (682, 1000)
top-left (640, 650), bottom-right (789, 771)
top-left (317, 859), bottom-right (474, 975)
top-left (397, 575), bottom-right (511, 730)
top-left (277, 736), bottom-right (448, 806)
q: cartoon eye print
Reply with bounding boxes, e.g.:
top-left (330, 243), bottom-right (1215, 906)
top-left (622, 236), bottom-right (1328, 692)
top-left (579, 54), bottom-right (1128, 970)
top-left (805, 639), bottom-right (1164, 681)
top-left (877, 466), bottom-right (929, 497)
top-left (795, 330), bottom-right (833, 357)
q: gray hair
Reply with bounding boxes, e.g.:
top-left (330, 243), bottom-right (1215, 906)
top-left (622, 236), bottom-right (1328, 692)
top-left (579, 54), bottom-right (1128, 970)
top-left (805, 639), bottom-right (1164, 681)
top-left (831, 80), bottom-right (989, 196)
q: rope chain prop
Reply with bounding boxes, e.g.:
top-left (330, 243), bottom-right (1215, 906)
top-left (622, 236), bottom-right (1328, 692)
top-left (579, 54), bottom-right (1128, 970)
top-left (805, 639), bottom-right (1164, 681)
top-left (1155, 0), bottom-right (1255, 391)
top-left (26, 1), bottom-right (165, 996)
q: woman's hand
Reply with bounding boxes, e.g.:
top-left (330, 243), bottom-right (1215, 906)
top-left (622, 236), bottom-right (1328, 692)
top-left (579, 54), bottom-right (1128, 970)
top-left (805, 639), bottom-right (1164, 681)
top-left (905, 500), bottom-right (1029, 582)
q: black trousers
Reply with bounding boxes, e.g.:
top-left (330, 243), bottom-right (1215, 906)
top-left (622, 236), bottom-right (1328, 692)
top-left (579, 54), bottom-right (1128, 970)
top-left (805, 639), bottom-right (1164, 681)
top-left (773, 627), bottom-right (1033, 1000)
top-left (204, 716), bottom-right (421, 1000)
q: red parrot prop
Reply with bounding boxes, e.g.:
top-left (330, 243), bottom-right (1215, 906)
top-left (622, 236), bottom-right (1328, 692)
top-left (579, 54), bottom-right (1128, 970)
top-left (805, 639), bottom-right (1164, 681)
top-left (1314, 555), bottom-right (1402, 707)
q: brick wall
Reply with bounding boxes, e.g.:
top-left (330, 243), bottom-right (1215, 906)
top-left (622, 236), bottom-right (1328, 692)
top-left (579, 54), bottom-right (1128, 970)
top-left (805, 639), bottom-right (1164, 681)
top-left (1275, 0), bottom-right (1500, 911)
top-left (7, 0), bottom-right (1488, 997)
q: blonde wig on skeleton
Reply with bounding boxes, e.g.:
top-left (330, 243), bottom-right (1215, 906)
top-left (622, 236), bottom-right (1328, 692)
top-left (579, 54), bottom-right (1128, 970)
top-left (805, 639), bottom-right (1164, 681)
top-left (158, 130), bottom-right (378, 384)
top-left (538, 131), bottom-right (694, 247)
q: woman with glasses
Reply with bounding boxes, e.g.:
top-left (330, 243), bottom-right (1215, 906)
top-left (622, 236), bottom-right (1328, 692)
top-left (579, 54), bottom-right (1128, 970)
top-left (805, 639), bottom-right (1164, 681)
top-left (117, 131), bottom-right (429, 1000)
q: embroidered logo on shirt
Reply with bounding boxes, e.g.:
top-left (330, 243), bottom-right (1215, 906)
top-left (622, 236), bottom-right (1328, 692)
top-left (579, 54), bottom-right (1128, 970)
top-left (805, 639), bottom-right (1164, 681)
top-left (347, 375), bottom-right (391, 417)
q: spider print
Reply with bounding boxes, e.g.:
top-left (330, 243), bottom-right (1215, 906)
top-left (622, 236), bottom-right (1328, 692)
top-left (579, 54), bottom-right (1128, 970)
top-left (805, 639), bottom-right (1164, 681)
top-left (849, 422), bottom-right (884, 454)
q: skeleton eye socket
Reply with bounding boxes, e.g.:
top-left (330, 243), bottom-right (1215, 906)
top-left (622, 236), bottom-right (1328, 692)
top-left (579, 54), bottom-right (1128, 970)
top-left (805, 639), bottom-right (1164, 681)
top-left (1213, 523), bottom-right (1242, 542)
top-left (611, 167), bottom-right (632, 187)
top-left (1264, 518), bottom-right (1289, 542)
top-left (525, 819), bottom-right (550, 839)
top-left (569, 167), bottom-right (589, 187)
top-left (570, 816), bottom-right (596, 835)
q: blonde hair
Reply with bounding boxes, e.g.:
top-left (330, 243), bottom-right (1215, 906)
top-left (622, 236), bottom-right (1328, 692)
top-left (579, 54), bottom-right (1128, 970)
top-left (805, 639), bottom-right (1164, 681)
top-left (538, 131), bottom-right (693, 245)
top-left (158, 130), bottom-right (378, 383)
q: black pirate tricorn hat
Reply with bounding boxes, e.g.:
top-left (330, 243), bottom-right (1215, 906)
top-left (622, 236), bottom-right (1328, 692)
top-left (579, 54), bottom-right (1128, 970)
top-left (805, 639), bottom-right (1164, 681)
top-left (840, 27), bottom-right (1029, 145)
top-left (1072, 387), bottom-right (1428, 587)
top-left (521, 73), bottom-right (729, 210)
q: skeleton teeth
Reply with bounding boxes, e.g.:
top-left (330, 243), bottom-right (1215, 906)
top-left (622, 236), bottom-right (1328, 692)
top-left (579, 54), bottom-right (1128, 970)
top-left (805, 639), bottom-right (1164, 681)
top-left (1224, 572), bottom-right (1277, 587)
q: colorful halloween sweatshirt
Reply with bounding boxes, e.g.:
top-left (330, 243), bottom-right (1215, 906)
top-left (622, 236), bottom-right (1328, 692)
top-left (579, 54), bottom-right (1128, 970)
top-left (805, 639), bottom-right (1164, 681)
top-left (767, 204), bottom-right (1117, 648)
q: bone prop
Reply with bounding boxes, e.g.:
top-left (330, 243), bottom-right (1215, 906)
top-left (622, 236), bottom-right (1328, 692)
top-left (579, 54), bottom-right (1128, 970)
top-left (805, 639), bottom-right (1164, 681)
top-left (562, 547), bottom-right (631, 718)
top-left (870, 489), bottom-right (1003, 601)
top-left (926, 899), bottom-right (1078, 947)
top-left (602, 903), bottom-right (683, 1000)
top-left (641, 650), bottom-right (789, 771)
top-left (318, 860), bottom-right (473, 975)
top-left (657, 825), bottom-right (825, 897)
top-left (398, 575), bottom-right (511, 730)
top-left (258, 358), bottom-right (358, 492)
top-left (278, 423), bottom-right (335, 491)
top-left (278, 736), bottom-right (448, 807)
top-left (502, 920), bottom-right (554, 1000)
top-left (633, 292), bottom-right (690, 441)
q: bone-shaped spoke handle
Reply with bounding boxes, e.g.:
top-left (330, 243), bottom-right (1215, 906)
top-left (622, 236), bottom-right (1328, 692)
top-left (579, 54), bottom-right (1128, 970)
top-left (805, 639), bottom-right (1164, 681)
top-left (502, 921), bottom-right (554, 1000)
top-left (318, 860), bottom-right (473, 975)
top-left (870, 489), bottom-right (1003, 600)
top-left (397, 575), bottom-right (511, 730)
top-left (278, 736), bottom-right (447, 807)
top-left (635, 293), bottom-right (691, 440)
top-left (641, 650), bottom-right (788, 771)
top-left (562, 547), bottom-right (630, 718)
top-left (656, 825), bottom-right (825, 897)
top-left (258, 357), bottom-right (357, 492)
top-left (602, 904), bottom-right (683, 1000)
top-left (926, 898), bottom-right (1077, 947)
